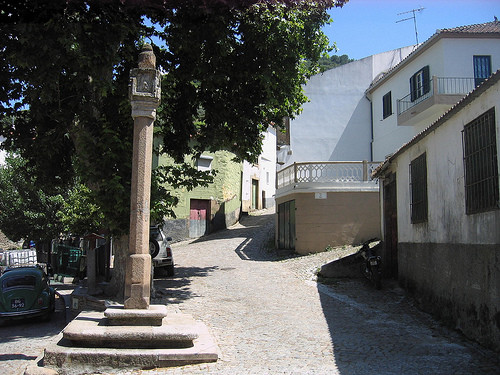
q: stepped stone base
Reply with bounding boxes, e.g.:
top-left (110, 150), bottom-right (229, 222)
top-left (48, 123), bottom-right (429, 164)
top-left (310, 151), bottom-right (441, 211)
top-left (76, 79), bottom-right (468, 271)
top-left (104, 304), bottom-right (168, 326)
top-left (42, 310), bottom-right (218, 373)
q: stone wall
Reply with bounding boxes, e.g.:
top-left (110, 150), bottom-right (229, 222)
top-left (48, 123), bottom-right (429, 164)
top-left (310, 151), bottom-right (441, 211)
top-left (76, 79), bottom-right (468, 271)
top-left (163, 196), bottom-right (241, 242)
top-left (276, 191), bottom-right (381, 254)
top-left (398, 242), bottom-right (500, 351)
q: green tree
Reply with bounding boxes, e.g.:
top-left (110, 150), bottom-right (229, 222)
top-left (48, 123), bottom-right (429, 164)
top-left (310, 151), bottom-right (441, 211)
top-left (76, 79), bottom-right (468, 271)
top-left (318, 54), bottom-right (354, 72)
top-left (0, 0), bottom-right (348, 296)
top-left (0, 153), bottom-right (103, 245)
top-left (0, 154), bottom-right (64, 244)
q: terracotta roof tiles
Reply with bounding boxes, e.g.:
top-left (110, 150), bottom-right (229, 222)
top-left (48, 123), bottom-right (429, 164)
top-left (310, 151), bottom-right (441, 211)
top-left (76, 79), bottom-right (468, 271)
top-left (438, 20), bottom-right (500, 34)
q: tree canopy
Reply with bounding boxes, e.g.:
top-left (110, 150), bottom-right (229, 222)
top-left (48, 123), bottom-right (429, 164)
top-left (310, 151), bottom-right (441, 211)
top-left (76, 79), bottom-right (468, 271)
top-left (0, 0), bottom-right (348, 238)
top-left (0, 153), bottom-right (103, 244)
top-left (318, 54), bottom-right (354, 72)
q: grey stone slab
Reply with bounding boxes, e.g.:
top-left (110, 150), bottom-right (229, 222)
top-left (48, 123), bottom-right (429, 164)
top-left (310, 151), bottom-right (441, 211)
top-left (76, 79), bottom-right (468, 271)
top-left (104, 304), bottom-right (167, 326)
top-left (43, 312), bottom-right (218, 374)
top-left (62, 310), bottom-right (199, 348)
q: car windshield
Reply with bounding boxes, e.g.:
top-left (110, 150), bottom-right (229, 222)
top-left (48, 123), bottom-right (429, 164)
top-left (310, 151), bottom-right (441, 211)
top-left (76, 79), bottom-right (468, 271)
top-left (2, 275), bottom-right (37, 290)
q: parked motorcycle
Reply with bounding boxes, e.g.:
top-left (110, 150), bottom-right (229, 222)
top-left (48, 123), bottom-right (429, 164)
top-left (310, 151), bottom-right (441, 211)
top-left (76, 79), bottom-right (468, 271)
top-left (358, 239), bottom-right (382, 289)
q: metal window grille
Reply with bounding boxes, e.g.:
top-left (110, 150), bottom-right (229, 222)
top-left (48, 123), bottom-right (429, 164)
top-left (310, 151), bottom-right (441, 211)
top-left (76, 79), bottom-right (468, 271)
top-left (462, 108), bottom-right (499, 214)
top-left (409, 153), bottom-right (428, 223)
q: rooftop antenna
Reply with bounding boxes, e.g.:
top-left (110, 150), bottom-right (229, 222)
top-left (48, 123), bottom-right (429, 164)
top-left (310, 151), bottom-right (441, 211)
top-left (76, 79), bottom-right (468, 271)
top-left (396, 7), bottom-right (425, 45)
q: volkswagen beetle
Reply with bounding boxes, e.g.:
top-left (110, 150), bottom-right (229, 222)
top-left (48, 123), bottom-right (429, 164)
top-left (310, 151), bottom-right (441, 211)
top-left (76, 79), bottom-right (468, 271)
top-left (0, 265), bottom-right (55, 322)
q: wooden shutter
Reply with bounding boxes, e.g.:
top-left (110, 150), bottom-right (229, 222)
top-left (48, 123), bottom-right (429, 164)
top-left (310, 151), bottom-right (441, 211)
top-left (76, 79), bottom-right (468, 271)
top-left (422, 65), bottom-right (430, 95)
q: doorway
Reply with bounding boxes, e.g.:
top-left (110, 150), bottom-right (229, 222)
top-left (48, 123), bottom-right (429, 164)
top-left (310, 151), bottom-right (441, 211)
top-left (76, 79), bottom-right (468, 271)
top-left (278, 200), bottom-right (295, 250)
top-left (383, 173), bottom-right (398, 277)
top-left (189, 199), bottom-right (210, 238)
top-left (251, 179), bottom-right (259, 210)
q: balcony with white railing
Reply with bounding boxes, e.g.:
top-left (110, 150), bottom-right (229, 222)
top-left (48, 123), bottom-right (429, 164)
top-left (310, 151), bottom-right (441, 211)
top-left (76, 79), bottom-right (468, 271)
top-left (276, 161), bottom-right (381, 198)
top-left (397, 76), bottom-right (476, 126)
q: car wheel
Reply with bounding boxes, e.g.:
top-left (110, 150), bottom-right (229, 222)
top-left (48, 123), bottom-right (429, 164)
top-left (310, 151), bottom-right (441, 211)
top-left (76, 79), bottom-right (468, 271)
top-left (149, 240), bottom-right (160, 258)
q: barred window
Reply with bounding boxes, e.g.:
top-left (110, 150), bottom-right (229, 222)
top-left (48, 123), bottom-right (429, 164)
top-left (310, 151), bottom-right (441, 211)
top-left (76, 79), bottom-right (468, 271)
top-left (462, 108), bottom-right (499, 214)
top-left (409, 153), bottom-right (428, 223)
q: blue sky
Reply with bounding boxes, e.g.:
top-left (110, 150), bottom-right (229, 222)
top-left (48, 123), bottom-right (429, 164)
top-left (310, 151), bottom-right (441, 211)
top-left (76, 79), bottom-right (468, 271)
top-left (323, 0), bottom-right (500, 60)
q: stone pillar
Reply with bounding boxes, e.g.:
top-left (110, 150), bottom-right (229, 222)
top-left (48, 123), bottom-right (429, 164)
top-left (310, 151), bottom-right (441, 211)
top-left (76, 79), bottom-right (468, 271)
top-left (124, 44), bottom-right (161, 309)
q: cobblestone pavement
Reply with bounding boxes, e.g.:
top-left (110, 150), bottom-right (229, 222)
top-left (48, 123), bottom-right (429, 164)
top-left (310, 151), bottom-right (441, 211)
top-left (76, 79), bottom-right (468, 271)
top-left (114, 208), bottom-right (499, 375)
top-left (3, 209), bottom-right (499, 375)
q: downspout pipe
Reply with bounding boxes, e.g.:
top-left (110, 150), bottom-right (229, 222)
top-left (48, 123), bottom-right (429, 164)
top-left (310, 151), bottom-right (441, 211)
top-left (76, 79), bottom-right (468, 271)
top-left (365, 92), bottom-right (374, 162)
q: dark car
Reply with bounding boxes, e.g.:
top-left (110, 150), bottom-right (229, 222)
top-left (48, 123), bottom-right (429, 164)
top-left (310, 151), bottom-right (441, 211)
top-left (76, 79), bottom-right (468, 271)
top-left (150, 225), bottom-right (174, 277)
top-left (0, 265), bottom-right (55, 322)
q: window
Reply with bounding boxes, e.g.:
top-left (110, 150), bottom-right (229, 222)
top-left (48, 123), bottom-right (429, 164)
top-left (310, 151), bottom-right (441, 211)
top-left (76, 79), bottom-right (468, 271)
top-left (410, 65), bottom-right (430, 102)
top-left (473, 55), bottom-right (491, 86)
top-left (382, 91), bottom-right (392, 119)
top-left (196, 155), bottom-right (213, 171)
top-left (3, 275), bottom-right (36, 290)
top-left (462, 108), bottom-right (499, 214)
top-left (409, 153), bottom-right (428, 223)
top-left (277, 116), bottom-right (290, 146)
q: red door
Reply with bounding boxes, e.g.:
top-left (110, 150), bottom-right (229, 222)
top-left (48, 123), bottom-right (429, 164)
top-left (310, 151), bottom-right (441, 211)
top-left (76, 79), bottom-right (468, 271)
top-left (189, 199), bottom-right (210, 238)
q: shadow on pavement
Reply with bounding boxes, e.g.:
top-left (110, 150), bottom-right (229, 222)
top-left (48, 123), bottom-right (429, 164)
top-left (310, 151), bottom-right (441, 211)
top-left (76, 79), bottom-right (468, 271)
top-left (153, 265), bottom-right (218, 304)
top-left (187, 211), bottom-right (302, 262)
top-left (317, 279), bottom-right (500, 374)
top-left (0, 353), bottom-right (38, 362)
top-left (0, 308), bottom-right (67, 343)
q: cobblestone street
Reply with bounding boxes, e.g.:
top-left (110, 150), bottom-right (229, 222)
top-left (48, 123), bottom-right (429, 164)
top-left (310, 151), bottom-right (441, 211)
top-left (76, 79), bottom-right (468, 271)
top-left (2, 209), bottom-right (498, 375)
top-left (122, 208), bottom-right (499, 375)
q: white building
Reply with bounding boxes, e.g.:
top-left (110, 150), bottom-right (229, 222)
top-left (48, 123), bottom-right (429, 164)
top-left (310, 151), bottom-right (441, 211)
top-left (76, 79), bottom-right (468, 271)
top-left (373, 70), bottom-right (500, 351)
top-left (275, 47), bottom-right (415, 254)
top-left (368, 21), bottom-right (500, 161)
top-left (242, 126), bottom-right (276, 211)
top-left (277, 46), bottom-right (415, 166)
top-left (365, 20), bottom-right (500, 275)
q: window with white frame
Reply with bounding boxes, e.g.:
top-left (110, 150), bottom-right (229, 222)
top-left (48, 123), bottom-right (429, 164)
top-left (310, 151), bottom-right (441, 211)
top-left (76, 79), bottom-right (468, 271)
top-left (196, 155), bottom-right (213, 171)
top-left (410, 65), bottom-right (430, 102)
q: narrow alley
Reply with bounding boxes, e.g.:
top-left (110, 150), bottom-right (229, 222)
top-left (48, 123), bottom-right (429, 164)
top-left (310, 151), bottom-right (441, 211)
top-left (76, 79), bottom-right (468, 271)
top-left (132, 209), bottom-right (499, 375)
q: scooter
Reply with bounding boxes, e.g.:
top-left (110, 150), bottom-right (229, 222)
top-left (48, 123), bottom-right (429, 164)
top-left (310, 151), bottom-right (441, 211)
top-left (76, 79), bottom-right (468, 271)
top-left (358, 239), bottom-right (382, 289)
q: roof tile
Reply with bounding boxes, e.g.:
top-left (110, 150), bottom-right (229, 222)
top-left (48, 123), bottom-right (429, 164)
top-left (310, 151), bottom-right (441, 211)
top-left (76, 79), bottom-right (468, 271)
top-left (438, 20), bottom-right (500, 34)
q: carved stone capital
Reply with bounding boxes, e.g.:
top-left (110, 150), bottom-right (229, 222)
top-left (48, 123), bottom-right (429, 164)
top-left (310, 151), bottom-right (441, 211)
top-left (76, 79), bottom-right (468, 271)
top-left (129, 67), bottom-right (161, 119)
top-left (131, 100), bottom-right (158, 120)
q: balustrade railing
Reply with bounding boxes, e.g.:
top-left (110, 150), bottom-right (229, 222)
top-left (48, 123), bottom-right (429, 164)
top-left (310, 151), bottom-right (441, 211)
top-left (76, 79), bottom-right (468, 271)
top-left (397, 77), bottom-right (476, 115)
top-left (276, 161), bottom-right (381, 190)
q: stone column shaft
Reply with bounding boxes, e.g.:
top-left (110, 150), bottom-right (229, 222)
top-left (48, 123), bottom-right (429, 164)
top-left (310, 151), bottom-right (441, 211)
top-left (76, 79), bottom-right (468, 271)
top-left (124, 44), bottom-right (161, 309)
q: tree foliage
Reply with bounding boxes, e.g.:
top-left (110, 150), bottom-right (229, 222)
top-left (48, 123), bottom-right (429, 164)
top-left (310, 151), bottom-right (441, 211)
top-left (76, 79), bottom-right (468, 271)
top-left (0, 154), bottom-right (63, 242)
top-left (318, 54), bottom-right (354, 72)
top-left (0, 154), bottom-right (103, 243)
top-left (0, 0), bottom-right (348, 237)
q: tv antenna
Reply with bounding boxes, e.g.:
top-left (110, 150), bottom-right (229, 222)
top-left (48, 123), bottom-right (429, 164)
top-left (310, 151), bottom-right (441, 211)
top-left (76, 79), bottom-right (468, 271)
top-left (396, 7), bottom-right (425, 45)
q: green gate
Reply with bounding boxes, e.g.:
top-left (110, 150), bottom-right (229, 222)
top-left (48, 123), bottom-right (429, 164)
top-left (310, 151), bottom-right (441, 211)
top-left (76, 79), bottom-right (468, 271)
top-left (278, 200), bottom-right (295, 250)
